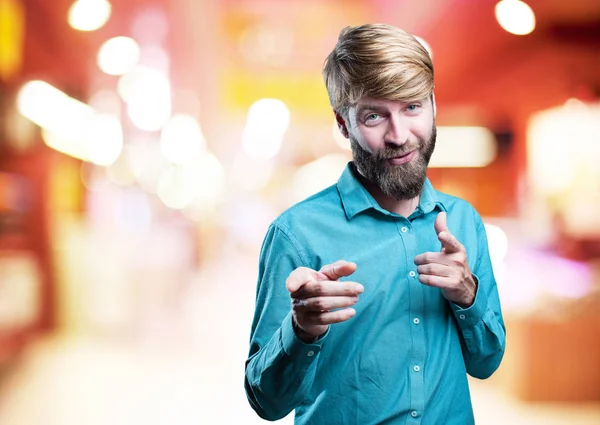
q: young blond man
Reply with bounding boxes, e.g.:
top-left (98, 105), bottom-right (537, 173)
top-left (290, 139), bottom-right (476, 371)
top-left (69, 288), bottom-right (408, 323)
top-left (245, 23), bottom-right (505, 425)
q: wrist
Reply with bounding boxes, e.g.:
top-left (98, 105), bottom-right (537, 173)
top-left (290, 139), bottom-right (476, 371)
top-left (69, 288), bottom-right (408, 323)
top-left (292, 319), bottom-right (322, 344)
top-left (457, 274), bottom-right (478, 308)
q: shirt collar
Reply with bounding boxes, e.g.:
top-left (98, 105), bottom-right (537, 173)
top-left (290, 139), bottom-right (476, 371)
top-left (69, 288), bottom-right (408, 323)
top-left (337, 162), bottom-right (446, 220)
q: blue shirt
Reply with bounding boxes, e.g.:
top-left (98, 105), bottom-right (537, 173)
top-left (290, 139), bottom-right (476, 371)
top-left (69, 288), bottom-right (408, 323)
top-left (245, 163), bottom-right (506, 425)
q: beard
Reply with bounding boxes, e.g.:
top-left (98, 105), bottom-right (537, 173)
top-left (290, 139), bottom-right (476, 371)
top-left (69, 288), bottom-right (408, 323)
top-left (350, 125), bottom-right (437, 201)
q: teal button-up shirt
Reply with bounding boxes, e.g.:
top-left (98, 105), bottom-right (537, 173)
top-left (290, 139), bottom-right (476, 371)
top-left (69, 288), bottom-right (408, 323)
top-left (245, 163), bottom-right (505, 425)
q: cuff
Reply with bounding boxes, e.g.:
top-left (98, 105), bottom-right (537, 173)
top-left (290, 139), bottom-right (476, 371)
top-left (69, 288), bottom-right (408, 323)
top-left (280, 312), bottom-right (328, 365)
top-left (450, 274), bottom-right (488, 329)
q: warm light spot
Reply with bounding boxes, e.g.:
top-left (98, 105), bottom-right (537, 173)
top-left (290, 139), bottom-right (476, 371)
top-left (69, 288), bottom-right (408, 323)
top-left (88, 90), bottom-right (121, 115)
top-left (128, 99), bottom-right (171, 132)
top-left (430, 126), bottom-right (497, 168)
top-left (18, 80), bottom-right (94, 161)
top-left (41, 115), bottom-right (123, 166)
top-left (527, 101), bottom-right (600, 238)
top-left (86, 114), bottom-right (123, 166)
top-left (68, 0), bottom-right (111, 32)
top-left (118, 67), bottom-right (171, 131)
top-left (117, 66), bottom-right (169, 103)
top-left (484, 223), bottom-right (509, 264)
top-left (42, 128), bottom-right (89, 162)
top-left (528, 102), bottom-right (600, 195)
top-left (160, 114), bottom-right (205, 164)
top-left (97, 36), bottom-right (140, 76)
top-left (495, 0), bottom-right (536, 35)
top-left (242, 98), bottom-right (290, 160)
top-left (17, 80), bottom-right (122, 165)
top-left (17, 80), bottom-right (95, 131)
top-left (157, 165), bottom-right (195, 210)
top-left (157, 152), bottom-right (224, 210)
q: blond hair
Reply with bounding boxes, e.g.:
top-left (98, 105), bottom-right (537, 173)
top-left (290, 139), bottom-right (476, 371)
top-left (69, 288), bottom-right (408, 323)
top-left (323, 23), bottom-right (434, 115)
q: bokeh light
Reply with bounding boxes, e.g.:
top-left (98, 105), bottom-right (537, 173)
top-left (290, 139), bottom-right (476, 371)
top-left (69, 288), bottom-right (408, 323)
top-left (97, 36), bottom-right (141, 76)
top-left (118, 67), bottom-right (172, 131)
top-left (430, 126), bottom-right (497, 168)
top-left (68, 0), bottom-right (111, 32)
top-left (86, 114), bottom-right (123, 166)
top-left (495, 0), bottom-right (536, 35)
top-left (160, 114), bottom-right (206, 165)
top-left (242, 98), bottom-right (290, 160)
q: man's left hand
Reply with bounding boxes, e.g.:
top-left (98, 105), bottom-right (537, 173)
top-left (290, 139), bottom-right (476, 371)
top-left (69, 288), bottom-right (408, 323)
top-left (414, 212), bottom-right (477, 308)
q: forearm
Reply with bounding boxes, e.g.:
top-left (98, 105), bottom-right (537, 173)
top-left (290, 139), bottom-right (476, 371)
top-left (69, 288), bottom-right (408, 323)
top-left (452, 283), bottom-right (506, 379)
top-left (458, 308), bottom-right (506, 379)
top-left (245, 314), bottom-right (323, 420)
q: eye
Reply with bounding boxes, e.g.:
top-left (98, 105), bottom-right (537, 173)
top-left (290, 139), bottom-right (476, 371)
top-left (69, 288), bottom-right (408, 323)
top-left (364, 113), bottom-right (382, 124)
top-left (406, 104), bottom-right (422, 112)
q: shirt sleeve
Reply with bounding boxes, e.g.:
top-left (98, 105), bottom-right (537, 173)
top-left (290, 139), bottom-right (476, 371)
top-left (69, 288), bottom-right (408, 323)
top-left (449, 211), bottom-right (506, 379)
top-left (244, 223), bottom-right (327, 420)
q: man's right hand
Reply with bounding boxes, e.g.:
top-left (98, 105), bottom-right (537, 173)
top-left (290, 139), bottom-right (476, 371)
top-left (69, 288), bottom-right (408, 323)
top-left (286, 260), bottom-right (363, 342)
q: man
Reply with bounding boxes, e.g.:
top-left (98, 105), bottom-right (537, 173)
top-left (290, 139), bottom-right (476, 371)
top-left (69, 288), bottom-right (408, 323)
top-left (245, 23), bottom-right (505, 425)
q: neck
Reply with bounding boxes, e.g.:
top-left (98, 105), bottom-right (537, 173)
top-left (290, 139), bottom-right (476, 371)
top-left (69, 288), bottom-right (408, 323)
top-left (355, 172), bottom-right (421, 217)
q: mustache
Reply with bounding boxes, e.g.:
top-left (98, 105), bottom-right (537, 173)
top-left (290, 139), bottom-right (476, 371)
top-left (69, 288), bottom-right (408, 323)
top-left (375, 143), bottom-right (421, 160)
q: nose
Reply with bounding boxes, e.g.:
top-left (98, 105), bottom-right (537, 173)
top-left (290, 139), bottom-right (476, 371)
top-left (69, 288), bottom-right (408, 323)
top-left (384, 115), bottom-right (409, 146)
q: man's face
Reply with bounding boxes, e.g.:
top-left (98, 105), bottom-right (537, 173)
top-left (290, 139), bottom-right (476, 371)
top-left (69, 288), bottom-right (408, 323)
top-left (339, 96), bottom-right (436, 201)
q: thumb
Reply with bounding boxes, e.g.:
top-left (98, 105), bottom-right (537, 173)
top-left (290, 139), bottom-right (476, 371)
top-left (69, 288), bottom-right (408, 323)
top-left (434, 212), bottom-right (463, 253)
top-left (319, 260), bottom-right (357, 281)
top-left (434, 212), bottom-right (448, 236)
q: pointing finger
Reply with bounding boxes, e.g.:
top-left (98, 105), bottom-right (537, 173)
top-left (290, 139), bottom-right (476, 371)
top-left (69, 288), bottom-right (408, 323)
top-left (291, 280), bottom-right (364, 299)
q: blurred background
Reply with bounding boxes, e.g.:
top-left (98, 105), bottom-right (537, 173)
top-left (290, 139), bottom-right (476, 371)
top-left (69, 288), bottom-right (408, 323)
top-left (0, 0), bottom-right (599, 423)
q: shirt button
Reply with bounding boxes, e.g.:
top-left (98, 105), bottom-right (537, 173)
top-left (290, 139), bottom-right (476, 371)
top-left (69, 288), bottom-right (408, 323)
top-left (401, 226), bottom-right (408, 233)
top-left (409, 271), bottom-right (416, 278)
top-left (459, 314), bottom-right (466, 320)
top-left (413, 318), bottom-right (420, 324)
top-left (307, 351), bottom-right (315, 357)
top-left (413, 365), bottom-right (421, 372)
top-left (411, 411), bottom-right (418, 418)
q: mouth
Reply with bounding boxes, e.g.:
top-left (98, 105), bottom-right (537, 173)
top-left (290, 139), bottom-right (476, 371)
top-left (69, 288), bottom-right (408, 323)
top-left (386, 150), bottom-right (416, 165)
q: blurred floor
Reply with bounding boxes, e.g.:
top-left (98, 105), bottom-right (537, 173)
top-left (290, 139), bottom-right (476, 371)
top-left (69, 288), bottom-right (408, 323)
top-left (0, 227), bottom-right (599, 425)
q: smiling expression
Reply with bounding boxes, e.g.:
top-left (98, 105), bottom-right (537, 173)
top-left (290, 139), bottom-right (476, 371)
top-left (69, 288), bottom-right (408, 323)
top-left (338, 96), bottom-right (437, 201)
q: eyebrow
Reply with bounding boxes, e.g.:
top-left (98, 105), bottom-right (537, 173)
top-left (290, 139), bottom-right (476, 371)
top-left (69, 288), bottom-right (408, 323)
top-left (355, 105), bottom-right (388, 115)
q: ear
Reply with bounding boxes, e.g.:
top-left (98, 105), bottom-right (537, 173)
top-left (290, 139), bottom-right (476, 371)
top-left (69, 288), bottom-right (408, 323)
top-left (335, 111), bottom-right (349, 139)
top-left (431, 92), bottom-right (437, 119)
